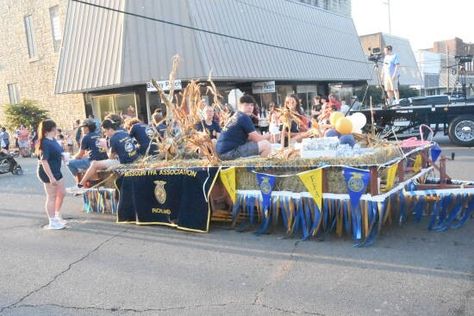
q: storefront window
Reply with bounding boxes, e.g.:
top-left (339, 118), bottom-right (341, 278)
top-left (115, 94), bottom-right (137, 119)
top-left (91, 93), bottom-right (138, 121)
top-left (297, 85), bottom-right (318, 114)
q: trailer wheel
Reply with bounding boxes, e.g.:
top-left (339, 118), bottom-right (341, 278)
top-left (448, 115), bottom-right (474, 147)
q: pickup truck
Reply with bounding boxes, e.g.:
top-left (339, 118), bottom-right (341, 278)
top-left (352, 95), bottom-right (474, 147)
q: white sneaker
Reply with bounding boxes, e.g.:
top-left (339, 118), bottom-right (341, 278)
top-left (66, 185), bottom-right (86, 195)
top-left (55, 215), bottom-right (68, 225)
top-left (46, 218), bottom-right (65, 230)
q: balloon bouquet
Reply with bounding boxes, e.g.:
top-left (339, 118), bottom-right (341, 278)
top-left (324, 112), bottom-right (367, 147)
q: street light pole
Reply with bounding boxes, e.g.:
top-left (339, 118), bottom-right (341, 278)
top-left (383, 0), bottom-right (392, 34)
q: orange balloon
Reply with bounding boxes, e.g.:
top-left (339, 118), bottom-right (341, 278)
top-left (329, 111), bottom-right (344, 126)
top-left (335, 117), bottom-right (353, 135)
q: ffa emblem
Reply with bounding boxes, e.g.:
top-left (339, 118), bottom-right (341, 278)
top-left (124, 140), bottom-right (134, 153)
top-left (154, 180), bottom-right (167, 204)
top-left (348, 173), bottom-right (364, 193)
top-left (259, 177), bottom-right (272, 195)
top-left (145, 127), bottom-right (155, 139)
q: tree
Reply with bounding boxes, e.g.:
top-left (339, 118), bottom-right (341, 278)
top-left (354, 85), bottom-right (385, 106)
top-left (398, 86), bottom-right (420, 99)
top-left (3, 100), bottom-right (49, 131)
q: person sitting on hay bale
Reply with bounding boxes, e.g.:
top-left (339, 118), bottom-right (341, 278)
top-left (76, 119), bottom-right (139, 189)
top-left (124, 118), bottom-right (158, 156)
top-left (216, 95), bottom-right (271, 160)
top-left (280, 94), bottom-right (312, 146)
top-left (67, 118), bottom-right (108, 184)
top-left (195, 105), bottom-right (221, 143)
top-left (151, 111), bottom-right (167, 138)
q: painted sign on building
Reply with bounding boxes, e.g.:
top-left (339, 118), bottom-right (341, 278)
top-left (252, 81), bottom-right (276, 94)
top-left (147, 80), bottom-right (182, 92)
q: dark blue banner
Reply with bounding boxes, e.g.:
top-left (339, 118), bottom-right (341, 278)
top-left (431, 143), bottom-right (442, 163)
top-left (343, 167), bottom-right (370, 241)
top-left (255, 173), bottom-right (276, 234)
top-left (256, 173), bottom-right (276, 211)
top-left (115, 167), bottom-right (219, 232)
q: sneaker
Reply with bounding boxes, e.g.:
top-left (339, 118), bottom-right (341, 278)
top-left (55, 215), bottom-right (68, 225)
top-left (66, 185), bottom-right (86, 195)
top-left (46, 218), bottom-right (65, 230)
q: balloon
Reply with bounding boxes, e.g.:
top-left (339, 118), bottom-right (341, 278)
top-left (325, 128), bottom-right (341, 137)
top-left (339, 134), bottom-right (356, 147)
top-left (335, 117), bottom-right (353, 135)
top-left (329, 111), bottom-right (344, 126)
top-left (349, 112), bottom-right (367, 132)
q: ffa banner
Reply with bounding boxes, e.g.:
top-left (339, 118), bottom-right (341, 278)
top-left (431, 143), bottom-right (442, 162)
top-left (115, 167), bottom-right (219, 232)
top-left (413, 154), bottom-right (422, 173)
top-left (298, 168), bottom-right (323, 211)
top-left (343, 167), bottom-right (370, 241)
top-left (256, 173), bottom-right (276, 211)
top-left (220, 167), bottom-right (237, 203)
top-left (255, 173), bottom-right (276, 234)
top-left (385, 163), bottom-right (398, 190)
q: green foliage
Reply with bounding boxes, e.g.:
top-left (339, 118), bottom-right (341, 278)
top-left (398, 86), bottom-right (420, 99)
top-left (354, 86), bottom-right (385, 106)
top-left (354, 85), bottom-right (420, 106)
top-left (3, 100), bottom-right (49, 131)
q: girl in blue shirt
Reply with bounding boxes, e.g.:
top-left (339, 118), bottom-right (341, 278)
top-left (36, 119), bottom-right (67, 230)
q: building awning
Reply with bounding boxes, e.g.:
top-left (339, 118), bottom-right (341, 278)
top-left (55, 0), bottom-right (372, 94)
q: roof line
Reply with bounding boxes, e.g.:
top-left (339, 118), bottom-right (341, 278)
top-left (71, 0), bottom-right (369, 65)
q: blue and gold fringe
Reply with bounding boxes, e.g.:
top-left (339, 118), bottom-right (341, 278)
top-left (231, 184), bottom-right (474, 246)
top-left (82, 188), bottom-right (118, 214)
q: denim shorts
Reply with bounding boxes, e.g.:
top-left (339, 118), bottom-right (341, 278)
top-left (218, 141), bottom-right (259, 161)
top-left (67, 158), bottom-right (91, 176)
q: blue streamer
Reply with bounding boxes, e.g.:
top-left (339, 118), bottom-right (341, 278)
top-left (309, 200), bottom-right (321, 237)
top-left (428, 198), bottom-right (441, 230)
top-left (451, 195), bottom-right (474, 229)
top-left (360, 201), bottom-right (381, 247)
top-left (343, 201), bottom-right (351, 234)
top-left (398, 191), bottom-right (406, 225)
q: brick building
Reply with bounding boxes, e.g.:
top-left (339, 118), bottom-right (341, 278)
top-left (0, 0), bottom-right (84, 130)
top-left (425, 38), bottom-right (474, 97)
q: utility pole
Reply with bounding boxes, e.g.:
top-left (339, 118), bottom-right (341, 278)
top-left (383, 0), bottom-right (392, 34)
top-left (446, 46), bottom-right (450, 95)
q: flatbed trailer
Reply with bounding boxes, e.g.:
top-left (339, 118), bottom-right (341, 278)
top-left (353, 96), bottom-right (474, 147)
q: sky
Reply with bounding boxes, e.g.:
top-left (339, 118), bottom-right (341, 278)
top-left (351, 0), bottom-right (474, 51)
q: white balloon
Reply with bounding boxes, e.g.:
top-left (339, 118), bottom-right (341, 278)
top-left (349, 112), bottom-right (367, 131)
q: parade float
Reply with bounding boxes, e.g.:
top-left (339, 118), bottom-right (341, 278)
top-left (81, 58), bottom-right (474, 246)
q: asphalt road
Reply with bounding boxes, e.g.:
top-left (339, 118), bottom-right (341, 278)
top-left (0, 136), bottom-right (472, 316)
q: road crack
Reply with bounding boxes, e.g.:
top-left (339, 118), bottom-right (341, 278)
top-left (253, 240), bottom-right (300, 305)
top-left (0, 228), bottom-right (128, 314)
top-left (10, 302), bottom-right (238, 313)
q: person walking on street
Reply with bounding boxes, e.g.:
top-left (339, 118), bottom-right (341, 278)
top-left (0, 127), bottom-right (9, 150)
top-left (36, 119), bottom-right (67, 230)
top-left (18, 125), bottom-right (31, 157)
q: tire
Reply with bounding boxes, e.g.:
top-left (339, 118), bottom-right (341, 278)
top-left (448, 115), bottom-right (474, 147)
top-left (12, 166), bottom-right (23, 175)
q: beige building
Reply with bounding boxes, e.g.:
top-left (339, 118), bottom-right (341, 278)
top-left (0, 0), bottom-right (84, 130)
